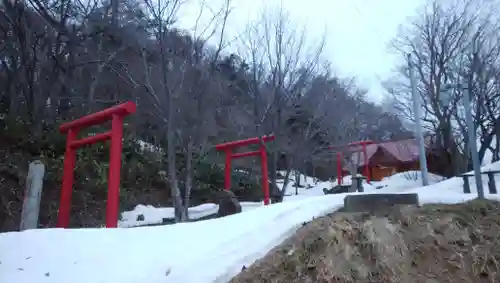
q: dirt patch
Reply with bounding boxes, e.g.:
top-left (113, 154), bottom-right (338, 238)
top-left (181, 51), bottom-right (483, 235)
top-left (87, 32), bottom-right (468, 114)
top-left (230, 199), bottom-right (500, 283)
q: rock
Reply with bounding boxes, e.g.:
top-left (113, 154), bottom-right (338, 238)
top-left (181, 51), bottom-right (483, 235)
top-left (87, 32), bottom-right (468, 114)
top-left (323, 184), bottom-right (350, 195)
top-left (350, 176), bottom-right (365, 192)
top-left (269, 182), bottom-right (283, 203)
top-left (343, 193), bottom-right (419, 213)
top-left (217, 189), bottom-right (242, 217)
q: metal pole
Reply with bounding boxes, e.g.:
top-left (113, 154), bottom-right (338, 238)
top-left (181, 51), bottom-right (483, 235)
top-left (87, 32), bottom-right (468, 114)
top-left (407, 53), bottom-right (430, 186)
top-left (462, 87), bottom-right (485, 199)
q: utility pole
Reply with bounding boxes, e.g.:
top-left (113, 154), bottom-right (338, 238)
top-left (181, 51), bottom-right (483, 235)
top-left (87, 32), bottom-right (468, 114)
top-left (407, 53), bottom-right (429, 186)
top-left (462, 82), bottom-right (484, 199)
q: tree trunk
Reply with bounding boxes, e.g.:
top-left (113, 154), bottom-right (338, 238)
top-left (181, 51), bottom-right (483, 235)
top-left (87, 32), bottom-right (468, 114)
top-left (493, 121), bottom-right (500, 162)
top-left (183, 139), bottom-right (194, 218)
top-left (272, 106), bottom-right (283, 201)
top-left (280, 167), bottom-right (294, 200)
top-left (349, 153), bottom-right (359, 192)
top-left (167, 146), bottom-right (185, 222)
top-left (493, 135), bottom-right (499, 162)
top-left (166, 124), bottom-right (185, 222)
top-left (156, 26), bottom-right (186, 222)
top-left (271, 148), bottom-right (278, 198)
top-left (295, 170), bottom-right (300, 195)
top-left (478, 117), bottom-right (500, 163)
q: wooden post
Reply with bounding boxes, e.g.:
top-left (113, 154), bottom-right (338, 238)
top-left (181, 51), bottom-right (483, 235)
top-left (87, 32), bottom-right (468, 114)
top-left (486, 172), bottom-right (497, 194)
top-left (350, 151), bottom-right (360, 193)
top-left (215, 135), bottom-right (275, 205)
top-left (356, 177), bottom-right (364, 192)
top-left (224, 149), bottom-right (232, 190)
top-left (336, 152), bottom-right (342, 185)
top-left (20, 160), bottom-right (45, 231)
top-left (57, 102), bottom-right (136, 228)
top-left (259, 143), bottom-right (270, 205)
top-left (462, 175), bottom-right (471, 194)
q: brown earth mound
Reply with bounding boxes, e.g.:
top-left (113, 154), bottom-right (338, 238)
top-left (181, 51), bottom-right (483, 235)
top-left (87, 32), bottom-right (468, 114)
top-left (230, 199), bottom-right (500, 283)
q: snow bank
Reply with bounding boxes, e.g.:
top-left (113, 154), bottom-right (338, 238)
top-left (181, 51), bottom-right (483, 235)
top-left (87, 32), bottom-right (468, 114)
top-left (119, 202), bottom-right (263, 228)
top-left (0, 195), bottom-right (346, 283)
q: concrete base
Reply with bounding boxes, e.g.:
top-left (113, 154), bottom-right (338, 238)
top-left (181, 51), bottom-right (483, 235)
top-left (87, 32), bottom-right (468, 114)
top-left (343, 193), bottom-right (419, 213)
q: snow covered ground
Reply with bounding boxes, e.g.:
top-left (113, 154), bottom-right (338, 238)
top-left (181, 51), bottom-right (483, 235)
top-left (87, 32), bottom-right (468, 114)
top-left (119, 202), bottom-right (263, 228)
top-left (120, 167), bottom-right (468, 227)
top-left (2, 162), bottom-right (500, 283)
top-left (279, 169), bottom-right (445, 200)
top-left (119, 169), bottom-right (442, 227)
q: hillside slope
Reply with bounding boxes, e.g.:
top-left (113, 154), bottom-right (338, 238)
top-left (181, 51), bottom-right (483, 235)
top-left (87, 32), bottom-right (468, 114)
top-left (231, 199), bottom-right (500, 283)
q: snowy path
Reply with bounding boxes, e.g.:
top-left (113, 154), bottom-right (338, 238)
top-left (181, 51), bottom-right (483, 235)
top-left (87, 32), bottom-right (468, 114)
top-left (1, 162), bottom-right (500, 283)
top-left (0, 194), bottom-right (345, 283)
top-left (1, 191), bottom-right (495, 283)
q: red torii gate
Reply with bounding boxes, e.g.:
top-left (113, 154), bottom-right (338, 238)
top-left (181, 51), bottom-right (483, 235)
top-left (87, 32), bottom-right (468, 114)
top-left (57, 102), bottom-right (136, 228)
top-left (328, 140), bottom-right (374, 185)
top-left (215, 135), bottom-right (275, 205)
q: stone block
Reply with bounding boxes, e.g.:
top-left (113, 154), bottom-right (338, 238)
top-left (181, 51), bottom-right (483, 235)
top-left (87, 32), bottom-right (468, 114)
top-left (343, 193), bottom-right (419, 213)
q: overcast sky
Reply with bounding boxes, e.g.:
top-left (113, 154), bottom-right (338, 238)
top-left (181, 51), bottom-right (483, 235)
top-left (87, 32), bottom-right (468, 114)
top-left (176, 0), bottom-right (424, 102)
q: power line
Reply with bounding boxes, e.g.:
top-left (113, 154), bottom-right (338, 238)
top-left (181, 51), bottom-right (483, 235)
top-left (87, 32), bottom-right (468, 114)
top-left (350, 0), bottom-right (386, 39)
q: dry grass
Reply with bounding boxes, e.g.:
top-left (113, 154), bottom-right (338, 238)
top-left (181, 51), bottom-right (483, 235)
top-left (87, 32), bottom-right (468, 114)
top-left (230, 199), bottom-right (500, 283)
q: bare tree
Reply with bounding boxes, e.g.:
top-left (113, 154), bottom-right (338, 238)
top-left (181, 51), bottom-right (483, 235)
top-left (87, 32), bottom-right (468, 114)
top-left (238, 3), bottom-right (326, 200)
top-left (138, 0), bottom-right (185, 221)
top-left (0, 0), bottom-right (416, 230)
top-left (459, 22), bottom-right (500, 164)
top-left (140, 0), bottom-right (232, 221)
top-left (175, 0), bottom-right (232, 218)
top-left (386, 0), bottom-right (500, 175)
